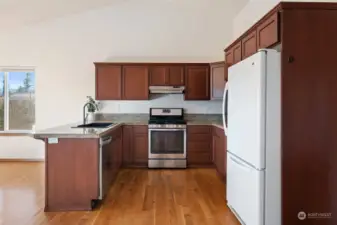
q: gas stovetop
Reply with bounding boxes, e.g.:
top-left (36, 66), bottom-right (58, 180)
top-left (148, 108), bottom-right (187, 129)
top-left (148, 119), bottom-right (186, 125)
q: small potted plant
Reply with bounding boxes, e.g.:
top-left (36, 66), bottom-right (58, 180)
top-left (86, 96), bottom-right (99, 122)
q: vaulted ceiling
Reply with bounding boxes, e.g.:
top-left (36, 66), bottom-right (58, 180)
top-left (0, 0), bottom-right (248, 31)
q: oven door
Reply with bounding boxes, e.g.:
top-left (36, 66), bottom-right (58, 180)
top-left (149, 128), bottom-right (186, 159)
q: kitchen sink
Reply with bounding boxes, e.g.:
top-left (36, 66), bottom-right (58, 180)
top-left (73, 122), bottom-right (115, 128)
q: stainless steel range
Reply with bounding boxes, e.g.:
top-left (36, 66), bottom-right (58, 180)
top-left (148, 108), bottom-right (187, 168)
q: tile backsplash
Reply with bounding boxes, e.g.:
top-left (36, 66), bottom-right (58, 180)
top-left (99, 94), bottom-right (222, 114)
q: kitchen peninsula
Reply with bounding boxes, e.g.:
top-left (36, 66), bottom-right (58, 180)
top-left (34, 114), bottom-right (225, 212)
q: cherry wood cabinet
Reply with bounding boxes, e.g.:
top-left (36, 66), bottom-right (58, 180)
top-left (168, 66), bottom-right (184, 86)
top-left (122, 125), bottom-right (148, 167)
top-left (233, 42), bottom-right (242, 64)
top-left (149, 66), bottom-right (167, 86)
top-left (45, 138), bottom-right (100, 211)
top-left (149, 65), bottom-right (184, 86)
top-left (257, 12), bottom-right (279, 49)
top-left (210, 62), bottom-right (225, 100)
top-left (242, 30), bottom-right (257, 59)
top-left (187, 125), bottom-right (213, 167)
top-left (212, 126), bottom-right (226, 181)
top-left (122, 66), bottom-right (149, 100)
top-left (122, 125), bottom-right (133, 166)
top-left (185, 65), bottom-right (210, 100)
top-left (110, 126), bottom-right (122, 182)
top-left (95, 65), bottom-right (122, 100)
top-left (132, 126), bottom-right (148, 166)
top-left (224, 7), bottom-right (280, 66)
top-left (225, 50), bottom-right (234, 66)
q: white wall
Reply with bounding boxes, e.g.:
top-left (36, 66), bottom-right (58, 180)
top-left (0, 0), bottom-right (244, 159)
top-left (233, 0), bottom-right (337, 40)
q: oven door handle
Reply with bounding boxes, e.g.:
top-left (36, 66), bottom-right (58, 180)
top-left (149, 129), bottom-right (186, 131)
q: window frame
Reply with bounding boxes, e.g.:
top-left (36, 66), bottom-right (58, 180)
top-left (0, 67), bottom-right (36, 134)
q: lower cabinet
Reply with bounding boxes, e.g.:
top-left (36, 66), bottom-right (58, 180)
top-left (122, 125), bottom-right (148, 167)
top-left (106, 126), bottom-right (123, 188)
top-left (212, 126), bottom-right (226, 181)
top-left (187, 125), bottom-right (213, 166)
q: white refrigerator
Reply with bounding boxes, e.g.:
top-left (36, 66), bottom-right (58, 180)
top-left (222, 49), bottom-right (281, 225)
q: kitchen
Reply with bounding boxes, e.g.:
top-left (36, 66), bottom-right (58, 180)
top-left (0, 1), bottom-right (337, 225)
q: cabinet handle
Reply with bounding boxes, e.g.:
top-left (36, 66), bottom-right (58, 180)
top-left (288, 56), bottom-right (295, 63)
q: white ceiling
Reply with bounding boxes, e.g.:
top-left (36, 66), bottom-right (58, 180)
top-left (0, 0), bottom-right (248, 31)
top-left (0, 0), bottom-right (124, 30)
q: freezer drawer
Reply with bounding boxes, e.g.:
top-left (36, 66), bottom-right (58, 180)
top-left (226, 153), bottom-right (265, 225)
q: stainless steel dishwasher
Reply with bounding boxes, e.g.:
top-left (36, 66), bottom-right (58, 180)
top-left (98, 135), bottom-right (112, 200)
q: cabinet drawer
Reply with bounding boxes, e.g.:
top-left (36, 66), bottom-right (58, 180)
top-left (133, 125), bottom-right (148, 134)
top-left (242, 30), bottom-right (257, 59)
top-left (257, 12), bottom-right (280, 49)
top-left (188, 141), bottom-right (212, 152)
top-left (187, 125), bottom-right (212, 134)
top-left (188, 152), bottom-right (212, 165)
top-left (188, 133), bottom-right (212, 142)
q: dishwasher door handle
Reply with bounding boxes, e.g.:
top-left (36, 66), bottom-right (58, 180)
top-left (101, 136), bottom-right (112, 146)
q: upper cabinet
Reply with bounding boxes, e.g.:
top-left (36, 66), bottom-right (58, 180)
top-left (168, 66), bottom-right (184, 86)
top-left (122, 66), bottom-right (149, 100)
top-left (149, 66), bottom-right (167, 86)
top-left (224, 8), bottom-right (280, 67)
top-left (96, 65), bottom-right (122, 100)
top-left (96, 63), bottom-right (149, 101)
top-left (242, 30), bottom-right (257, 59)
top-left (257, 12), bottom-right (279, 49)
top-left (210, 62), bottom-right (225, 100)
top-left (233, 42), bottom-right (242, 64)
top-left (95, 63), bottom-right (210, 101)
top-left (185, 65), bottom-right (210, 100)
top-left (149, 65), bottom-right (184, 86)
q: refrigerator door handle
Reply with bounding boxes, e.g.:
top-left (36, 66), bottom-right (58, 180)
top-left (223, 82), bottom-right (229, 136)
top-left (229, 156), bottom-right (252, 172)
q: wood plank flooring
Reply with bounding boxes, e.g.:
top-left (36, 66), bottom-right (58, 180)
top-left (0, 162), bottom-right (240, 225)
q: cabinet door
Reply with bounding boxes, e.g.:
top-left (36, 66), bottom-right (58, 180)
top-left (225, 49), bottom-right (234, 66)
top-left (257, 12), bottom-right (279, 49)
top-left (242, 30), bottom-right (257, 59)
top-left (103, 140), bottom-right (113, 196)
top-left (122, 125), bottom-right (133, 166)
top-left (117, 130), bottom-right (123, 170)
top-left (149, 66), bottom-right (167, 86)
top-left (96, 65), bottom-right (122, 100)
top-left (185, 66), bottom-right (210, 100)
top-left (210, 62), bottom-right (225, 100)
top-left (132, 126), bottom-right (148, 166)
top-left (224, 63), bottom-right (229, 81)
top-left (213, 127), bottom-right (226, 180)
top-left (233, 42), bottom-right (242, 64)
top-left (187, 126), bottom-right (212, 166)
top-left (168, 66), bottom-right (184, 86)
top-left (122, 66), bottom-right (149, 100)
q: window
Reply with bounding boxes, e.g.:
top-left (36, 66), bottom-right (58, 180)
top-left (0, 69), bottom-right (35, 132)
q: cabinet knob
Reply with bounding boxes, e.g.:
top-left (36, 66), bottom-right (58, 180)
top-left (288, 56), bottom-right (295, 63)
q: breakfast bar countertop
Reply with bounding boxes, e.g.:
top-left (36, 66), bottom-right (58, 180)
top-left (33, 113), bottom-right (224, 139)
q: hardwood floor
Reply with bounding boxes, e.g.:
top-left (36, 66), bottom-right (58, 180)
top-left (0, 162), bottom-right (240, 225)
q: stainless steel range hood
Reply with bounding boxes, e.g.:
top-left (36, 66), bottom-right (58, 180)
top-left (149, 86), bottom-right (185, 94)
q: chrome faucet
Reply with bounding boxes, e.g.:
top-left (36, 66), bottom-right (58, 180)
top-left (83, 102), bottom-right (98, 124)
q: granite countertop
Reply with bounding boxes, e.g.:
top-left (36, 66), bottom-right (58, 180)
top-left (33, 113), bottom-right (224, 139)
top-left (33, 122), bottom-right (123, 139)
